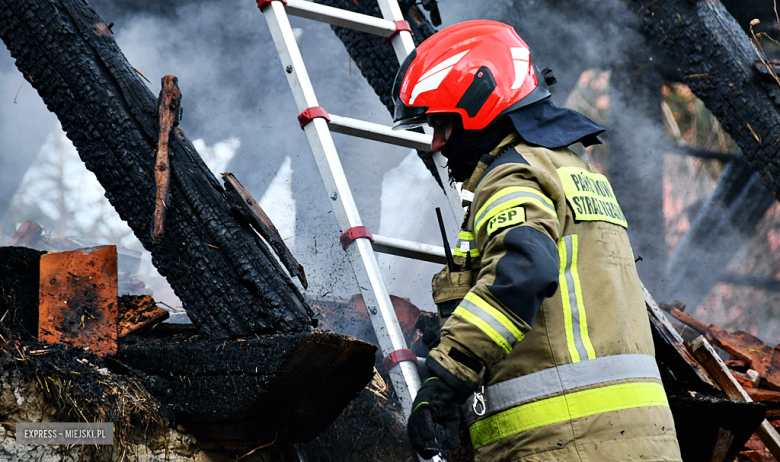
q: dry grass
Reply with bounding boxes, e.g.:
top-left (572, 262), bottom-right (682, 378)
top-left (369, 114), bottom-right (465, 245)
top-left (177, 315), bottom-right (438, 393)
top-left (748, 2), bottom-right (780, 89)
top-left (0, 327), bottom-right (168, 461)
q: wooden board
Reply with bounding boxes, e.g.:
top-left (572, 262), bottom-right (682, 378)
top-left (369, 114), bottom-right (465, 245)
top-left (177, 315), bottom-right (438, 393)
top-left (644, 283), bottom-right (718, 391)
top-left (691, 336), bottom-right (780, 460)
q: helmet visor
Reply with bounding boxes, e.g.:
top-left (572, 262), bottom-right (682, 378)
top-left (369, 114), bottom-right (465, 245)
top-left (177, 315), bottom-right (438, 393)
top-left (392, 103), bottom-right (429, 131)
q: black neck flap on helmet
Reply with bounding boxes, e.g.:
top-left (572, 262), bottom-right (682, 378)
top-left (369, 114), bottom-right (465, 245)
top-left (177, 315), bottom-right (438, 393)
top-left (506, 98), bottom-right (606, 149)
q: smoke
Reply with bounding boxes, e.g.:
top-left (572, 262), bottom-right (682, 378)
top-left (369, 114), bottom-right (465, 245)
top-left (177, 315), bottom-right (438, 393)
top-left (476, 0), bottom-right (671, 295)
top-left (259, 156), bottom-right (296, 249)
top-left (378, 150), bottom-right (458, 309)
top-left (1, 0), bottom-right (758, 317)
top-left (0, 59), bottom-right (58, 233)
top-left (0, 0), bottom-right (455, 309)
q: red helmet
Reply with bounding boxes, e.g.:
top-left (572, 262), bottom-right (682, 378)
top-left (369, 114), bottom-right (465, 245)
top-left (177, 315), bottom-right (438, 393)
top-left (393, 20), bottom-right (551, 132)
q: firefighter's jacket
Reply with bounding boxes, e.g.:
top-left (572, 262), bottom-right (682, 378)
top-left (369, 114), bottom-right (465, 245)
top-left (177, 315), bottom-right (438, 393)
top-left (428, 136), bottom-right (682, 461)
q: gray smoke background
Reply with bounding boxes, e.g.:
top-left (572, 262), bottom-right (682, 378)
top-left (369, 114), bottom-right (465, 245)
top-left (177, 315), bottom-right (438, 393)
top-left (0, 0), bottom-right (767, 317)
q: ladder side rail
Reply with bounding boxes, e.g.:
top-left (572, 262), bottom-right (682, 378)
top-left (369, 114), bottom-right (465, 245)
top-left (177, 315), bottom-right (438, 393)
top-left (375, 0), bottom-right (464, 222)
top-left (376, 0), bottom-right (415, 62)
top-left (262, 1), bottom-right (421, 417)
top-left (285, 0), bottom-right (398, 37)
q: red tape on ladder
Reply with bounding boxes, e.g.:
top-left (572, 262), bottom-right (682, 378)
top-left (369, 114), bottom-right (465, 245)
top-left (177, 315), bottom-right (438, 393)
top-left (298, 106), bottom-right (331, 129)
top-left (257, 0), bottom-right (286, 11)
top-left (383, 349), bottom-right (418, 371)
top-left (340, 226), bottom-right (374, 250)
top-left (387, 20), bottom-right (413, 41)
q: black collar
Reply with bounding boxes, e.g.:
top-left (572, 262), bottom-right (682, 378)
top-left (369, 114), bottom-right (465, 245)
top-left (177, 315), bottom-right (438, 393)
top-left (506, 98), bottom-right (605, 149)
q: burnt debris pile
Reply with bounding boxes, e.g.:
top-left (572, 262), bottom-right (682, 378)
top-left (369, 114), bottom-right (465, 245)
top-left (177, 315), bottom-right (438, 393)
top-left (0, 243), bottom-right (379, 460)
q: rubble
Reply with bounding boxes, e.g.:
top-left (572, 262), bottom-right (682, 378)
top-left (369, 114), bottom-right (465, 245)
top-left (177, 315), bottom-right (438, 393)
top-left (6, 219), bottom-right (42, 248)
top-left (659, 300), bottom-right (780, 460)
top-left (0, 244), bottom-right (378, 460)
top-left (117, 295), bottom-right (169, 338)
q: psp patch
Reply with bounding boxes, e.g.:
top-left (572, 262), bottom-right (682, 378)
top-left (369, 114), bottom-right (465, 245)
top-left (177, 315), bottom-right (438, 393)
top-left (557, 167), bottom-right (627, 228)
top-left (487, 207), bottom-right (526, 237)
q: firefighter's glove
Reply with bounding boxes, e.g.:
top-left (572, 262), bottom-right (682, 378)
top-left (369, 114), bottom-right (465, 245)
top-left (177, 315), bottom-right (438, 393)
top-left (431, 266), bottom-right (472, 319)
top-left (407, 377), bottom-right (460, 460)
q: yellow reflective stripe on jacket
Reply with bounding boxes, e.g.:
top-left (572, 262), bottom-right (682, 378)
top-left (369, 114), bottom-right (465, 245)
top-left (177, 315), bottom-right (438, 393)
top-left (469, 381), bottom-right (669, 449)
top-left (474, 187), bottom-right (556, 235)
top-left (454, 293), bottom-right (524, 355)
top-left (558, 235), bottom-right (596, 362)
top-left (453, 231), bottom-right (479, 258)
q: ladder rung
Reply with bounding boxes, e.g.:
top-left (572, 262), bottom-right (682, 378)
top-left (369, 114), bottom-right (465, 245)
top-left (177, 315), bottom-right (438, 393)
top-left (329, 114), bottom-right (432, 151)
top-left (285, 0), bottom-right (398, 37)
top-left (372, 234), bottom-right (447, 265)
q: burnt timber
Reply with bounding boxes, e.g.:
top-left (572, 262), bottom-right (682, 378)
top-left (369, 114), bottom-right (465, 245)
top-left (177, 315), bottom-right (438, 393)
top-left (117, 331), bottom-right (377, 449)
top-left (624, 0), bottom-right (780, 306)
top-left (665, 161), bottom-right (775, 307)
top-left (627, 1), bottom-right (780, 205)
top-left (0, 0), bottom-right (314, 338)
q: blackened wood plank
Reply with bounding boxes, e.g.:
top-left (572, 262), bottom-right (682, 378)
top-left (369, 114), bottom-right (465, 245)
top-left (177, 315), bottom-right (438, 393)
top-left (0, 0), bottom-right (314, 338)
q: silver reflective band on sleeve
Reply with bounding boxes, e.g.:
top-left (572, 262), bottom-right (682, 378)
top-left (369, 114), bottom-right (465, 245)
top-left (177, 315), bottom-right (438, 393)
top-left (464, 354), bottom-right (662, 423)
top-left (458, 297), bottom-right (520, 352)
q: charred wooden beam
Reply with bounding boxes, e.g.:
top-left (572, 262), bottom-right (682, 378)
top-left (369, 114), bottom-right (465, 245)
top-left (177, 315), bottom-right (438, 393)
top-left (222, 173), bottom-right (307, 289)
top-left (117, 331), bottom-right (377, 449)
top-left (672, 146), bottom-right (746, 164)
top-left (721, 0), bottom-right (780, 42)
top-left (668, 394), bottom-right (766, 462)
top-left (0, 0), bottom-right (314, 338)
top-left (718, 272), bottom-right (780, 293)
top-left (117, 295), bottom-right (168, 337)
top-left (151, 75), bottom-right (182, 243)
top-left (627, 0), bottom-right (780, 306)
top-left (627, 0), bottom-right (780, 198)
top-left (664, 160), bottom-right (775, 308)
top-left (0, 246), bottom-right (44, 339)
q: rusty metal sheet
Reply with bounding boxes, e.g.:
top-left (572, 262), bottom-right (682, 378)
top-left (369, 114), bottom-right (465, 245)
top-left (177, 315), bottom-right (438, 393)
top-left (38, 246), bottom-right (118, 356)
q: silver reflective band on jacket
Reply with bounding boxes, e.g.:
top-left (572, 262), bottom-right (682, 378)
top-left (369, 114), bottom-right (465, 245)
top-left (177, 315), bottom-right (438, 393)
top-left (464, 353), bottom-right (662, 424)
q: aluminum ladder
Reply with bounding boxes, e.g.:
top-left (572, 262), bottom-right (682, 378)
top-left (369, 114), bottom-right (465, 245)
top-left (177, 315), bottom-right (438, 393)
top-left (256, 0), bottom-right (462, 420)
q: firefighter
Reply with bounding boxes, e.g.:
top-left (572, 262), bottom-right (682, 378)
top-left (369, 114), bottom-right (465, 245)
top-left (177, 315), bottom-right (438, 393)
top-left (392, 20), bottom-right (682, 461)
